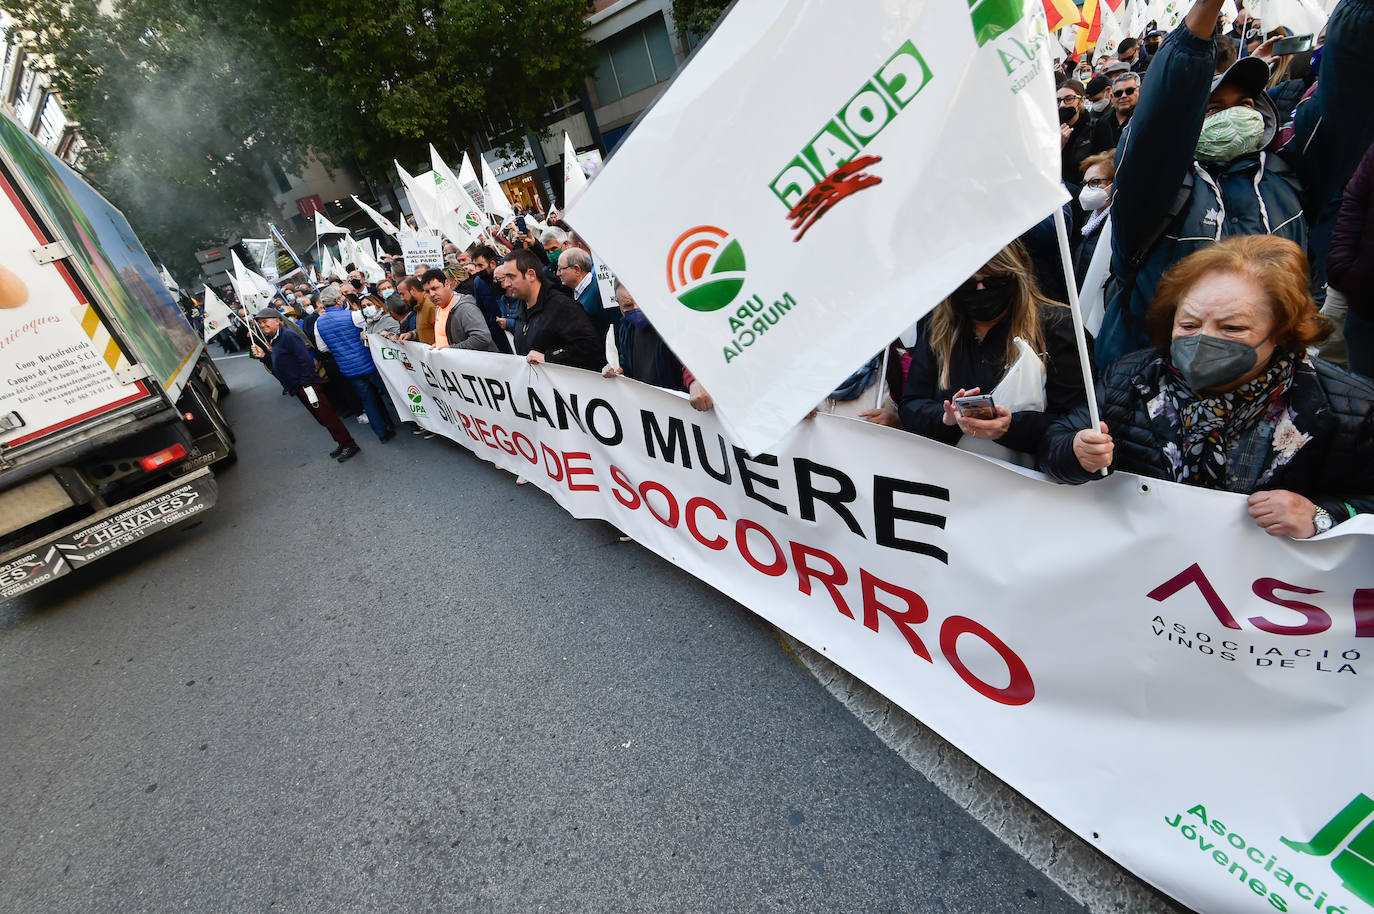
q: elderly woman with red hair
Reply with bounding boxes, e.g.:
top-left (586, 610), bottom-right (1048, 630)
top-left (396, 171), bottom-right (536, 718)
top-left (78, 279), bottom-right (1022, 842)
top-left (1042, 235), bottom-right (1374, 538)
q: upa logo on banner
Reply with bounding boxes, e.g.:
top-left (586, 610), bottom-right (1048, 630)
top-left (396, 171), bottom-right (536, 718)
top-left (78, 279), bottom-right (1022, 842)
top-left (406, 385), bottom-right (427, 415)
top-left (665, 226), bottom-right (797, 365)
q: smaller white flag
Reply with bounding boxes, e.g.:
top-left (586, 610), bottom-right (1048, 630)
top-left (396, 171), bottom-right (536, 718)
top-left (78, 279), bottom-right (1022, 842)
top-left (1097, 0), bottom-right (1127, 56)
top-left (480, 155), bottom-right (515, 220)
top-left (345, 234), bottom-right (386, 283)
top-left (352, 195), bottom-right (400, 237)
top-left (159, 265), bottom-right (179, 294)
top-left (315, 208), bottom-right (347, 237)
top-left (458, 152), bottom-right (487, 212)
top-left (231, 251), bottom-right (275, 311)
top-left (397, 160), bottom-right (439, 232)
top-left (562, 132), bottom-right (588, 207)
top-left (201, 285), bottom-right (235, 342)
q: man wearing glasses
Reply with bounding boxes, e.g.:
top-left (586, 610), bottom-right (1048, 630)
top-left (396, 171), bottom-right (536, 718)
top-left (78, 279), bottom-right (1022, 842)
top-left (1058, 80), bottom-right (1113, 186)
top-left (1104, 73), bottom-right (1140, 146)
top-left (557, 247), bottom-right (621, 336)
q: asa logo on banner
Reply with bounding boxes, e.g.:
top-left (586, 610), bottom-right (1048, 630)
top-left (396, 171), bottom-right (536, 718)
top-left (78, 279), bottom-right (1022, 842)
top-left (568, 0), bottom-right (1066, 453)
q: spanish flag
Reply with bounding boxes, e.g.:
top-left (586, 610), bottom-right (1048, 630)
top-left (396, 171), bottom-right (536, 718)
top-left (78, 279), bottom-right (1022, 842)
top-left (1043, 0), bottom-right (1086, 33)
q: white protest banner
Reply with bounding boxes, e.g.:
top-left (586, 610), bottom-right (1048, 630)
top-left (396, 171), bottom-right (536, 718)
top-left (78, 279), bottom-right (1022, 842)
top-left (370, 337), bottom-right (1374, 914)
top-left (352, 194), bottom-right (400, 237)
top-left (401, 231), bottom-right (444, 276)
top-left (567, 0), bottom-right (1067, 454)
top-left (480, 154), bottom-right (516, 220)
top-left (562, 132), bottom-right (588, 207)
top-left (429, 144), bottom-right (486, 247)
top-left (200, 285), bottom-right (235, 342)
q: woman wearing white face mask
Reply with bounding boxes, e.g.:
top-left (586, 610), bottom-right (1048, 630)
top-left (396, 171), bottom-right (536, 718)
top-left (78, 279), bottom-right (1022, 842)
top-left (1043, 236), bottom-right (1374, 539)
top-left (359, 293), bottom-right (398, 336)
top-left (1073, 149), bottom-right (1116, 284)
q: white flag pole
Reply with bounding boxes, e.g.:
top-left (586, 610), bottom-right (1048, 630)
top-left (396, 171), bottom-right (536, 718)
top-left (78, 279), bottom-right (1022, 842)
top-left (872, 347), bottom-right (890, 410)
top-left (1051, 207), bottom-right (1106, 475)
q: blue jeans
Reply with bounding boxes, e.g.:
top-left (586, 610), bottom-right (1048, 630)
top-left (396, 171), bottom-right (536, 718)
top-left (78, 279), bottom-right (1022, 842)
top-left (347, 371), bottom-right (398, 440)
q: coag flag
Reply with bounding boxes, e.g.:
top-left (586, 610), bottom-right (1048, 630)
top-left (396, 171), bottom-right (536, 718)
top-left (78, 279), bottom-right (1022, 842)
top-left (201, 285), bottom-right (235, 343)
top-left (158, 265), bottom-right (179, 294)
top-left (566, 0), bottom-right (1067, 453)
top-left (480, 155), bottom-right (516, 220)
top-left (429, 145), bottom-right (486, 247)
top-left (231, 251), bottom-right (276, 311)
top-left (352, 195), bottom-right (400, 237)
top-left (344, 234), bottom-right (386, 282)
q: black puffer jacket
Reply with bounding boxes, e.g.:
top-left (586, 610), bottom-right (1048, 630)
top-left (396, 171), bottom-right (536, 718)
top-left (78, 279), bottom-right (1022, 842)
top-left (1041, 349), bottom-right (1374, 524)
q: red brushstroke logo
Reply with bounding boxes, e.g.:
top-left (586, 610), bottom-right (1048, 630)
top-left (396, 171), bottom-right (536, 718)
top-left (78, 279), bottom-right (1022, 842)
top-left (786, 155), bottom-right (883, 242)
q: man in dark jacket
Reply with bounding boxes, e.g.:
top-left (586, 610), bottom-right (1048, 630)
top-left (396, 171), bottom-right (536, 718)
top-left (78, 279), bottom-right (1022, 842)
top-left (558, 247), bottom-right (621, 337)
top-left (608, 283), bottom-right (685, 391)
top-left (1327, 141), bottom-right (1374, 375)
top-left (1059, 80), bottom-right (1114, 187)
top-left (470, 245), bottom-right (514, 354)
top-left (250, 308), bottom-right (360, 461)
top-left (498, 248), bottom-right (603, 370)
top-left (1096, 0), bottom-right (1374, 368)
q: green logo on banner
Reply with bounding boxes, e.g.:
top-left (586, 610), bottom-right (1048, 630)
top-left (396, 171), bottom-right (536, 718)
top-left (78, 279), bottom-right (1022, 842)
top-left (665, 226), bottom-right (746, 312)
top-left (968, 0), bottom-right (1025, 47)
top-left (1282, 793), bottom-right (1374, 907)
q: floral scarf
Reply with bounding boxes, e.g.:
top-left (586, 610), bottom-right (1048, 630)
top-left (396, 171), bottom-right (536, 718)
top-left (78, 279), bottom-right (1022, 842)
top-left (1141, 354), bottom-right (1311, 492)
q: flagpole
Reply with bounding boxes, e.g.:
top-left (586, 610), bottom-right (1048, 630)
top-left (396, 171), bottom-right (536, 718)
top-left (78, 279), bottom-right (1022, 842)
top-left (1051, 206), bottom-right (1107, 475)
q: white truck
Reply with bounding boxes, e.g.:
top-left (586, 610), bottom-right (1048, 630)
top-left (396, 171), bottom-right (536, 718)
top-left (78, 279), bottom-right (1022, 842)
top-left (0, 112), bottom-right (234, 600)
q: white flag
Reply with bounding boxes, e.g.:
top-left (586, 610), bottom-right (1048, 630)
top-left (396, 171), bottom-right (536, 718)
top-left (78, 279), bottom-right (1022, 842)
top-left (566, 0), bottom-right (1067, 453)
top-left (562, 132), bottom-right (589, 207)
top-left (1097, 0), bottom-right (1127, 56)
top-left (158, 265), bottom-right (179, 294)
top-left (345, 234), bottom-right (386, 283)
top-left (352, 194), bottom-right (400, 237)
top-left (458, 152), bottom-right (486, 213)
top-left (1258, 0), bottom-right (1327, 34)
top-left (314, 208), bottom-right (347, 237)
top-left (429, 145), bottom-right (485, 247)
top-left (231, 251), bottom-right (275, 311)
top-left (201, 285), bottom-right (235, 342)
top-left (396, 161), bottom-right (438, 232)
top-left (480, 155), bottom-right (516, 220)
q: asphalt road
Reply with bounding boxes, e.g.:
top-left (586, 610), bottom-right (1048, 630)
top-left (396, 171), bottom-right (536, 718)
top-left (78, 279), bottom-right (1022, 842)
top-left (0, 353), bottom-right (1086, 914)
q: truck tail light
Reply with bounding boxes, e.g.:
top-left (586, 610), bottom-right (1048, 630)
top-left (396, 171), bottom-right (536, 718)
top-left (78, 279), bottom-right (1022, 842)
top-left (138, 444), bottom-right (187, 472)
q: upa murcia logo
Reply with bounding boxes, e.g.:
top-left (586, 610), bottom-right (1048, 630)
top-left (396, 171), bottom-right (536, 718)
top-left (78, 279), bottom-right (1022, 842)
top-left (666, 226), bottom-right (747, 312)
top-left (406, 384), bottom-right (427, 416)
top-left (665, 225), bottom-right (797, 365)
top-left (465, 211), bottom-right (481, 229)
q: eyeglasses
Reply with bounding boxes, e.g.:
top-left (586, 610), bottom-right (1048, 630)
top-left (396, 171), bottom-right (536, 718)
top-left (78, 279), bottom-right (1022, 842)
top-left (956, 273), bottom-right (1016, 295)
top-left (1112, 86), bottom-right (1138, 98)
top-left (1056, 94), bottom-right (1083, 105)
top-left (1086, 177), bottom-right (1114, 188)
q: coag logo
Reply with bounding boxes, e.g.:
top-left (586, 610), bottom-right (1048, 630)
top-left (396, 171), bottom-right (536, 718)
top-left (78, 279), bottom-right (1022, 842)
top-left (666, 226), bottom-right (747, 312)
top-left (1282, 793), bottom-right (1374, 906)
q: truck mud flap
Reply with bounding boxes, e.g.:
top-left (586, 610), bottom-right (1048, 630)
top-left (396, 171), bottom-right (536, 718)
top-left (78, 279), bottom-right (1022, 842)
top-left (0, 469), bottom-right (216, 600)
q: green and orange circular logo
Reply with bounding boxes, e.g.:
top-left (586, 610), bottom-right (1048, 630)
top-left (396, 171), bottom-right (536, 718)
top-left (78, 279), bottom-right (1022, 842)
top-left (666, 226), bottom-right (746, 312)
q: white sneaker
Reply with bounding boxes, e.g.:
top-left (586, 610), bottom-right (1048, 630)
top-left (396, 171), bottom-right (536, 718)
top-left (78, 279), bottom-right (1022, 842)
top-left (356, 415), bottom-right (369, 424)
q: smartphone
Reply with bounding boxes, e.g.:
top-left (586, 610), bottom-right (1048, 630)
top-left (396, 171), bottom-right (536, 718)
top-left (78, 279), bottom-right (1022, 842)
top-left (516, 215), bottom-right (528, 234)
top-left (953, 394), bottom-right (996, 420)
top-left (1271, 34), bottom-right (1314, 55)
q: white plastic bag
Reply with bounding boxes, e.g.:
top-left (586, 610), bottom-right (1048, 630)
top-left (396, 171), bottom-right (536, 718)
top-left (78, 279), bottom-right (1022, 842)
top-left (956, 336), bottom-right (1045, 468)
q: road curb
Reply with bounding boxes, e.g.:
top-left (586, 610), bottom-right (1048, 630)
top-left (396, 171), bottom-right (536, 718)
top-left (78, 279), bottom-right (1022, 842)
top-left (781, 633), bottom-right (1193, 914)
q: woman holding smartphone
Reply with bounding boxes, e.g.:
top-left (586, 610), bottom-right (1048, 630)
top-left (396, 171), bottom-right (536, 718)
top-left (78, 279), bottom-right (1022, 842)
top-left (897, 240), bottom-right (1095, 462)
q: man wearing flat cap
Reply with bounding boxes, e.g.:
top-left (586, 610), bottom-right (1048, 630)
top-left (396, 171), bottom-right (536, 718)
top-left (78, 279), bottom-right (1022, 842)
top-left (251, 307), bottom-right (361, 462)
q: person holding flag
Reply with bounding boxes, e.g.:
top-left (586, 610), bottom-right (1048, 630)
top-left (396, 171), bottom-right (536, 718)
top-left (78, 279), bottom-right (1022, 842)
top-left (251, 308), bottom-right (361, 462)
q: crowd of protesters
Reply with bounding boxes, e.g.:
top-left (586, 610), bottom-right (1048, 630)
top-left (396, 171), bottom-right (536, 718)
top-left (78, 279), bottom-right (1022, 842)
top-left (237, 0), bottom-right (1374, 539)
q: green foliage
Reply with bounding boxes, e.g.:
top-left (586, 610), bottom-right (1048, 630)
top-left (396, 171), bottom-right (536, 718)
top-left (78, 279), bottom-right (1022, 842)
top-left (671, 0), bottom-right (732, 41)
top-left (13, 0), bottom-right (598, 276)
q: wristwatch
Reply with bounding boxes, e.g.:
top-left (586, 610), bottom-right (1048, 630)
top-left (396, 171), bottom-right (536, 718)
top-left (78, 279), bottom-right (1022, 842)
top-left (1312, 506), bottom-right (1334, 535)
